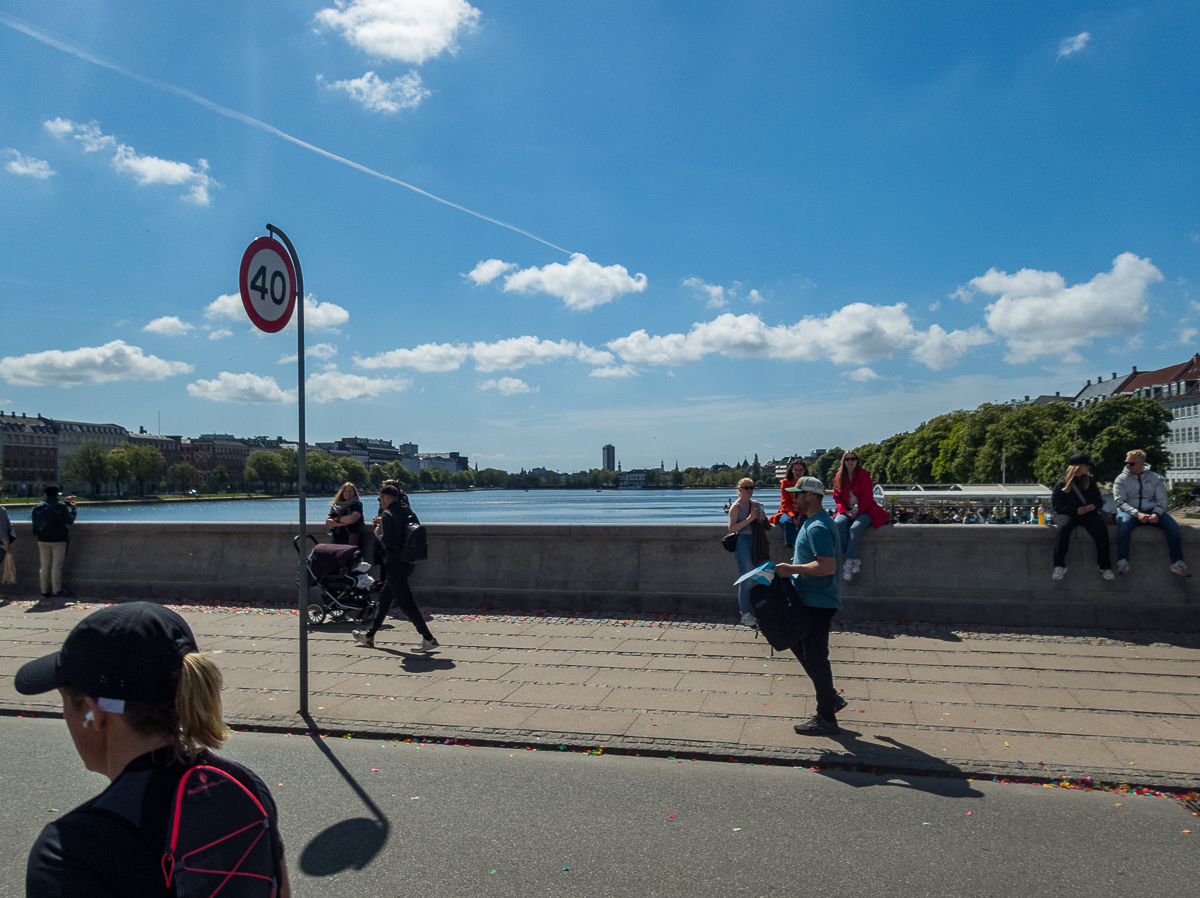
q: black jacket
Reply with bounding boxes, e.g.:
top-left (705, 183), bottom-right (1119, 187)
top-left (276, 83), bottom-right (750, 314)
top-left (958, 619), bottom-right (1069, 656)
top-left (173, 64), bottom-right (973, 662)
top-left (1051, 476), bottom-right (1104, 517)
top-left (378, 499), bottom-right (418, 566)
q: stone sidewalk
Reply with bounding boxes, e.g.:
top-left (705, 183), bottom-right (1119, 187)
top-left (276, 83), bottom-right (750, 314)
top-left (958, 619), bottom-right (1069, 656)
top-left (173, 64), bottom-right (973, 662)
top-left (2, 598), bottom-right (1198, 791)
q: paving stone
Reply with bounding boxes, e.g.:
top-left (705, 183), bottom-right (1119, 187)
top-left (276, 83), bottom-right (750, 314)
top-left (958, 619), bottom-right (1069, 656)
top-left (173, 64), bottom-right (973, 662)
top-left (625, 711), bottom-right (747, 744)
top-left (504, 683), bottom-right (611, 707)
top-left (583, 668), bottom-right (684, 690)
top-left (521, 707), bottom-right (640, 736)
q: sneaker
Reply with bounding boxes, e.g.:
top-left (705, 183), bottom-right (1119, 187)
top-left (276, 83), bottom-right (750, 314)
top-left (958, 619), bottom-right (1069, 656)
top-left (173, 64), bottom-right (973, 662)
top-left (794, 715), bottom-right (840, 736)
top-left (1116, 559), bottom-right (1129, 575)
top-left (842, 560), bottom-right (854, 581)
top-left (739, 611), bottom-right (758, 628)
top-left (851, 559), bottom-right (861, 574)
top-left (52, 589), bottom-right (69, 598)
top-left (1052, 566), bottom-right (1067, 580)
top-left (831, 696), bottom-right (848, 716)
top-left (352, 630), bottom-right (374, 649)
top-left (413, 637), bottom-right (440, 653)
top-left (1170, 561), bottom-right (1191, 578)
top-left (39, 592), bottom-right (51, 599)
top-left (1100, 568), bottom-right (1115, 581)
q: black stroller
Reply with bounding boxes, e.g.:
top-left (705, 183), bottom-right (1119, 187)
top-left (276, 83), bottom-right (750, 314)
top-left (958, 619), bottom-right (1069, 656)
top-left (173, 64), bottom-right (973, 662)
top-left (295, 535), bottom-right (380, 625)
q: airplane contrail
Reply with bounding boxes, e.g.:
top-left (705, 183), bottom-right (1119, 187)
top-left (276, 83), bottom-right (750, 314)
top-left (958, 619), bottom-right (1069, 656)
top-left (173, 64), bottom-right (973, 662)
top-left (0, 13), bottom-right (571, 255)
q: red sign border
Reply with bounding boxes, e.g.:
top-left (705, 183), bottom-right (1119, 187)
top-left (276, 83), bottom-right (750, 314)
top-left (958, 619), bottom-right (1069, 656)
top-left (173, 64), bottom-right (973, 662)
top-left (239, 236), bottom-right (298, 334)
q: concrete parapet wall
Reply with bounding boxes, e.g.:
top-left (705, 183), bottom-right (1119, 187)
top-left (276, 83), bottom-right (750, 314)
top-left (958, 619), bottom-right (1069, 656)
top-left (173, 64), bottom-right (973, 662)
top-left (3, 521), bottom-right (1197, 630)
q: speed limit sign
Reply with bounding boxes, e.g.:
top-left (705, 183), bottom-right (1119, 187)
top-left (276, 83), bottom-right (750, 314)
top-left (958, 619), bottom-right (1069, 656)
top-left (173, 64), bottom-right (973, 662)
top-left (239, 236), bottom-right (297, 333)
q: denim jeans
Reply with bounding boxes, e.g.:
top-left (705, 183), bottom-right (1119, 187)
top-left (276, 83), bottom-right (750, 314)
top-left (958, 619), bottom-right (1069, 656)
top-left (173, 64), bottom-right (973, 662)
top-left (833, 514), bottom-right (871, 560)
top-left (734, 531), bottom-right (754, 614)
top-left (778, 513), bottom-right (798, 549)
top-left (1116, 511), bottom-right (1183, 564)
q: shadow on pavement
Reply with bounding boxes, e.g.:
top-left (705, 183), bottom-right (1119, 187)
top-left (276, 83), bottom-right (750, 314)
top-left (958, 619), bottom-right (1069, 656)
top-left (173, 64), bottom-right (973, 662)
top-left (297, 713), bottom-right (390, 876)
top-left (372, 647), bottom-right (456, 673)
top-left (811, 730), bottom-right (984, 797)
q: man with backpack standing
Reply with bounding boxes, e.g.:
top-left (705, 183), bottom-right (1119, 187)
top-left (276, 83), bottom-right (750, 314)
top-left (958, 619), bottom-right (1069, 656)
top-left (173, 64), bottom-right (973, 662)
top-left (772, 477), bottom-right (847, 737)
top-left (353, 483), bottom-right (439, 652)
top-left (32, 485), bottom-right (77, 600)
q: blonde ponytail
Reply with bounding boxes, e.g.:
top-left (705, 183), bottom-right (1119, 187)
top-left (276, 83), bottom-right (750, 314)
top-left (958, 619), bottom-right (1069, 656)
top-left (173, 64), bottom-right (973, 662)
top-left (175, 651), bottom-right (228, 758)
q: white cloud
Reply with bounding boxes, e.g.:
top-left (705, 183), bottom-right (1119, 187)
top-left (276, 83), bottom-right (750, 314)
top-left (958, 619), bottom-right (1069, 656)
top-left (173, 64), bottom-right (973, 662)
top-left (315, 0), bottom-right (481, 64)
top-left (968, 252), bottom-right (1163, 363)
top-left (843, 367), bottom-right (881, 382)
top-left (747, 289), bottom-right (766, 304)
top-left (608, 305), bottom-right (988, 371)
top-left (1180, 328), bottom-right (1198, 344)
top-left (682, 276), bottom-right (727, 309)
top-left (499, 253), bottom-right (648, 311)
top-left (44, 118), bottom-right (218, 204)
top-left (910, 325), bottom-right (993, 370)
top-left (306, 367), bottom-right (411, 402)
top-left (3, 149), bottom-right (55, 179)
top-left (466, 258), bottom-right (516, 285)
top-left (284, 295), bottom-right (350, 332)
top-left (143, 316), bottom-right (194, 336)
top-left (479, 376), bottom-right (536, 395)
top-left (589, 364), bottom-right (638, 379)
top-left (208, 329), bottom-right (233, 341)
top-left (0, 341), bottom-right (193, 387)
top-left (187, 372), bottom-right (295, 404)
top-left (356, 342), bottom-right (471, 372)
top-left (470, 336), bottom-right (613, 372)
top-left (204, 293), bottom-right (244, 320)
top-left (279, 343), bottom-right (339, 364)
top-left (928, 300), bottom-right (941, 312)
top-left (1058, 32), bottom-right (1090, 60)
top-left (318, 70), bottom-right (429, 112)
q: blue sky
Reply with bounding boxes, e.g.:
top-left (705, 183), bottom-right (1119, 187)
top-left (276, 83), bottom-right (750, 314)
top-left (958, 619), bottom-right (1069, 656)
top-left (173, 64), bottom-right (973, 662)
top-left (1, 1), bottom-right (1197, 473)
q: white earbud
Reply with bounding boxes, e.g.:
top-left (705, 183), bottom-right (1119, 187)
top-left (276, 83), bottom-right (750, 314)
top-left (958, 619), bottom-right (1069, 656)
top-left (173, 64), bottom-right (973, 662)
top-left (83, 710), bottom-right (95, 728)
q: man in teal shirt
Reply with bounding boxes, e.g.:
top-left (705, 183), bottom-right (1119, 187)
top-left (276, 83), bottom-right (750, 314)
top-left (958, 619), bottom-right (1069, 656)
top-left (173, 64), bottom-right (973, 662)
top-left (773, 477), bottom-right (846, 735)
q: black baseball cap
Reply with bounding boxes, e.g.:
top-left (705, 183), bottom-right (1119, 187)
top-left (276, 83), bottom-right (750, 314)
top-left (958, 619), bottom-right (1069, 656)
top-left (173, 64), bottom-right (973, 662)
top-left (15, 602), bottom-right (198, 702)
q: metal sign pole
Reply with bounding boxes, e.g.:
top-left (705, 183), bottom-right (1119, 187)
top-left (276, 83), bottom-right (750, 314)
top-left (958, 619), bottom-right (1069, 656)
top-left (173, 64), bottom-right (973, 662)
top-left (267, 223), bottom-right (308, 716)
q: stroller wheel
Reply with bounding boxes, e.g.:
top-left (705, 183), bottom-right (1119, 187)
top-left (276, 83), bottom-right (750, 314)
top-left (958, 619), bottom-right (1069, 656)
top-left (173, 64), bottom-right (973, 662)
top-left (306, 602), bottom-right (327, 625)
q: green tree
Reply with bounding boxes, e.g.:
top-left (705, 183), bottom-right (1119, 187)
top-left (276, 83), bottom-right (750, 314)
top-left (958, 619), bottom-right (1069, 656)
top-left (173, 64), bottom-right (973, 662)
top-left (63, 442), bottom-right (109, 496)
top-left (167, 462), bottom-right (201, 492)
top-left (304, 451), bottom-right (338, 492)
top-left (106, 446), bottom-right (131, 495)
top-left (750, 454), bottom-right (762, 483)
top-left (368, 464), bottom-right (386, 488)
top-left (122, 445), bottom-right (165, 496)
top-left (211, 465), bottom-right (229, 493)
top-left (244, 450), bottom-right (285, 493)
top-left (337, 457), bottom-right (369, 487)
top-left (812, 448), bottom-right (844, 488)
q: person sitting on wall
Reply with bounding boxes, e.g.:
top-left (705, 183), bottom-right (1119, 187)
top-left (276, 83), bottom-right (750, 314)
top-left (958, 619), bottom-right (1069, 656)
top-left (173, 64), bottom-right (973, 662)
top-left (769, 459), bottom-right (809, 550)
top-left (1050, 454), bottom-right (1114, 582)
top-left (1113, 449), bottom-right (1190, 577)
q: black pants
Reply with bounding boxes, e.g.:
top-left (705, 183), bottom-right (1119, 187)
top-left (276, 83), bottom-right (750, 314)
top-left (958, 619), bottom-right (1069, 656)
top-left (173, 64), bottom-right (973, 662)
top-left (367, 562), bottom-right (432, 641)
top-left (792, 606), bottom-right (839, 720)
top-left (1053, 512), bottom-right (1112, 569)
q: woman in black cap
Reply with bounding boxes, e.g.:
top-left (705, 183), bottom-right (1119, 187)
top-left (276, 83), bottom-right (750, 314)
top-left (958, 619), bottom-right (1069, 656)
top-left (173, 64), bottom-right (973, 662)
top-left (1050, 454), bottom-right (1114, 581)
top-left (15, 601), bottom-right (291, 896)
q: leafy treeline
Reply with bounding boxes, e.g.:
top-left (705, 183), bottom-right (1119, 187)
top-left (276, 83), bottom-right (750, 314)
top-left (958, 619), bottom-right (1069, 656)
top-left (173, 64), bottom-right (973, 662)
top-left (806, 396), bottom-right (1170, 487)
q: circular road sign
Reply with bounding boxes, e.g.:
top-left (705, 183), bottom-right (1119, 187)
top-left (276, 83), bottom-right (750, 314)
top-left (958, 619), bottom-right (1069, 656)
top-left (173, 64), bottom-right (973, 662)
top-left (239, 236), bottom-right (297, 333)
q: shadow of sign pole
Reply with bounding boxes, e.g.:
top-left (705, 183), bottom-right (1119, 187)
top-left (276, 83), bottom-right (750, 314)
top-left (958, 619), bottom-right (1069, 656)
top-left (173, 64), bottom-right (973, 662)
top-left (298, 713), bottom-right (391, 875)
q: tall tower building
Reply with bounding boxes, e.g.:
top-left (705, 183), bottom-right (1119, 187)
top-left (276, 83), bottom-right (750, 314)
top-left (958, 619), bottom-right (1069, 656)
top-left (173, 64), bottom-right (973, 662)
top-left (602, 444), bottom-right (615, 471)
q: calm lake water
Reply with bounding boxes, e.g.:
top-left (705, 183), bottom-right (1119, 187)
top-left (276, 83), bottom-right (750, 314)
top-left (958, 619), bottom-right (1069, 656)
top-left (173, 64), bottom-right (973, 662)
top-left (3, 489), bottom-right (833, 524)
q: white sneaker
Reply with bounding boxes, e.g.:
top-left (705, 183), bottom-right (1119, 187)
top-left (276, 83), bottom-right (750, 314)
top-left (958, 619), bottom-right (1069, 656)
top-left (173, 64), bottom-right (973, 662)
top-left (1171, 560), bottom-right (1191, 577)
top-left (842, 560), bottom-right (854, 581)
top-left (740, 612), bottom-right (758, 628)
top-left (413, 637), bottom-right (440, 653)
top-left (352, 630), bottom-right (374, 649)
top-left (1052, 566), bottom-right (1067, 580)
top-left (1116, 559), bottom-right (1129, 575)
top-left (1100, 568), bottom-right (1115, 580)
top-left (851, 559), bottom-right (861, 574)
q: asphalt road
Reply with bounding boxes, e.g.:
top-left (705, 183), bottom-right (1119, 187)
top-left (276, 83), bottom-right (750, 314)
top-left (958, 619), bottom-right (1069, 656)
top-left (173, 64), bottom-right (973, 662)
top-left (0, 716), bottom-right (1194, 897)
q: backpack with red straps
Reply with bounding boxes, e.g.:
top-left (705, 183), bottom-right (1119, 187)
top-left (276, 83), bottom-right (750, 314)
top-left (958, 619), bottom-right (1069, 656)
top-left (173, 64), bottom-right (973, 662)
top-left (163, 765), bottom-right (277, 897)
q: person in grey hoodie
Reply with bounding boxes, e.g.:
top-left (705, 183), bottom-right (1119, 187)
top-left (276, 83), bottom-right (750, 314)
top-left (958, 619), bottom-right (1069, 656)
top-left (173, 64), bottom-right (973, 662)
top-left (1112, 449), bottom-right (1189, 577)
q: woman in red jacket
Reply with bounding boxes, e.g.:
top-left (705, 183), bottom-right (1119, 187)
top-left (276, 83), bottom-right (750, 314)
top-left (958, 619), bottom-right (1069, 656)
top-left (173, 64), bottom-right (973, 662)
top-left (832, 450), bottom-right (890, 581)
top-left (770, 459), bottom-right (809, 549)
